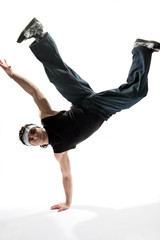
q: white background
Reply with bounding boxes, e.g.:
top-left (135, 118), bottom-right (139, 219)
top-left (0, 0), bottom-right (160, 239)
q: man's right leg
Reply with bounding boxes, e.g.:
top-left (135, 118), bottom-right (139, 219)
top-left (17, 18), bottom-right (94, 105)
top-left (30, 33), bottom-right (94, 105)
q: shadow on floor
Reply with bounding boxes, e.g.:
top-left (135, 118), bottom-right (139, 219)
top-left (0, 203), bottom-right (160, 240)
top-left (72, 203), bottom-right (160, 240)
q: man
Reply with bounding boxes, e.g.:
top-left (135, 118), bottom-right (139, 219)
top-left (0, 18), bottom-right (160, 212)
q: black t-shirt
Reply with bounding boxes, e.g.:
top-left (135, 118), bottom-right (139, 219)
top-left (41, 106), bottom-right (105, 153)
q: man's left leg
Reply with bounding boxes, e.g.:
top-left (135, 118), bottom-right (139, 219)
top-left (79, 40), bottom-right (160, 119)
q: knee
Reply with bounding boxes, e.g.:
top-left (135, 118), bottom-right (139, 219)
top-left (140, 85), bottom-right (148, 98)
top-left (131, 86), bottom-right (148, 102)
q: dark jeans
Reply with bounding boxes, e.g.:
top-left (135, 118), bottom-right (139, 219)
top-left (30, 33), bottom-right (153, 120)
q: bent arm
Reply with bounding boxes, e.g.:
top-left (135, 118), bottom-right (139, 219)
top-left (11, 72), bottom-right (55, 116)
top-left (0, 59), bottom-right (59, 118)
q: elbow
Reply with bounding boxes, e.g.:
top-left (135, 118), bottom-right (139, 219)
top-left (63, 173), bottom-right (72, 180)
top-left (30, 87), bottom-right (38, 97)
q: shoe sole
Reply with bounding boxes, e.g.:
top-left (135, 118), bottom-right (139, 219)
top-left (17, 17), bottom-right (38, 43)
top-left (136, 38), bottom-right (160, 50)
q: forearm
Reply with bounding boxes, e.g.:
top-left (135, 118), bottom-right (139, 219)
top-left (10, 72), bottom-right (38, 95)
top-left (62, 174), bottom-right (73, 206)
top-left (0, 60), bottom-right (40, 97)
top-left (1, 59), bottom-right (54, 116)
top-left (51, 152), bottom-right (72, 212)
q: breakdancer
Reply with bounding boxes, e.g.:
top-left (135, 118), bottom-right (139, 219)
top-left (1, 18), bottom-right (160, 211)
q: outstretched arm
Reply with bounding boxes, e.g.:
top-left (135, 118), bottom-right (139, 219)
top-left (0, 59), bottom-right (59, 118)
top-left (51, 151), bottom-right (73, 212)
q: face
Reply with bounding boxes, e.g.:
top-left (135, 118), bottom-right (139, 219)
top-left (28, 127), bottom-right (48, 146)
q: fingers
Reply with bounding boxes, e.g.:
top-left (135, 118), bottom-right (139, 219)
top-left (58, 207), bottom-right (67, 212)
top-left (0, 59), bottom-right (5, 64)
top-left (0, 59), bottom-right (7, 67)
top-left (51, 206), bottom-right (57, 210)
top-left (51, 203), bottom-right (61, 210)
top-left (4, 59), bottom-right (9, 67)
top-left (0, 60), bottom-right (4, 68)
top-left (50, 202), bottom-right (69, 212)
top-left (0, 59), bottom-right (11, 71)
top-left (0, 59), bottom-right (8, 65)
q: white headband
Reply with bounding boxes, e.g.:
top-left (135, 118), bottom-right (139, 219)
top-left (22, 124), bottom-right (39, 146)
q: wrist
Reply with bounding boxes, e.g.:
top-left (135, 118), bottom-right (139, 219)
top-left (9, 71), bottom-right (15, 78)
top-left (66, 201), bottom-right (72, 207)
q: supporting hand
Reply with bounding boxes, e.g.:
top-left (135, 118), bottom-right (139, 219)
top-left (51, 202), bottom-right (71, 212)
top-left (0, 59), bottom-right (13, 77)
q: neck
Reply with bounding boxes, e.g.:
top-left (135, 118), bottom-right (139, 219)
top-left (43, 129), bottom-right (49, 145)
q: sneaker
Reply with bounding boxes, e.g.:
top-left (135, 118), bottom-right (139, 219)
top-left (17, 17), bottom-right (44, 43)
top-left (134, 39), bottom-right (160, 52)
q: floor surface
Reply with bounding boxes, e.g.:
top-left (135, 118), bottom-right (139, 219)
top-left (0, 203), bottom-right (160, 240)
